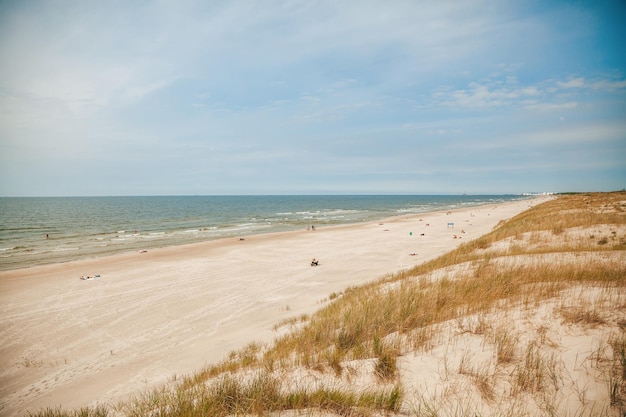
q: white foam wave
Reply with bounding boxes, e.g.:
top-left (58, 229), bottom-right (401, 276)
top-left (52, 247), bottom-right (79, 252)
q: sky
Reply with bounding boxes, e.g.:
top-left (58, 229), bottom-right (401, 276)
top-left (0, 1), bottom-right (625, 196)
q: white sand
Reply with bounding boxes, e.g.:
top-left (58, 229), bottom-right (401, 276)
top-left (0, 198), bottom-right (546, 416)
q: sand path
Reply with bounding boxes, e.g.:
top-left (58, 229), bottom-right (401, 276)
top-left (0, 198), bottom-right (545, 416)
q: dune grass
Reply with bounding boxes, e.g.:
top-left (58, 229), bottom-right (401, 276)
top-left (117, 373), bottom-right (402, 417)
top-left (27, 192), bottom-right (626, 417)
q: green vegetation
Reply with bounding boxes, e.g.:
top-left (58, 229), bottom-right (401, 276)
top-left (28, 192), bottom-right (626, 417)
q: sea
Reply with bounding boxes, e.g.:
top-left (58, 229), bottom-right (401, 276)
top-left (0, 195), bottom-right (530, 271)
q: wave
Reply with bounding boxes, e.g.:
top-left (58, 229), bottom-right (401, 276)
top-left (52, 247), bottom-right (79, 252)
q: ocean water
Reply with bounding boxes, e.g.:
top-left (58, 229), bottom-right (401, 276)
top-left (0, 195), bottom-right (528, 271)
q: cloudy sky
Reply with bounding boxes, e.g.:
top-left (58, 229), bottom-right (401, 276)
top-left (0, 1), bottom-right (624, 196)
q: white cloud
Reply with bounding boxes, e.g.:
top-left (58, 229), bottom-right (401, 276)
top-left (556, 77), bottom-right (626, 92)
top-left (434, 73), bottom-right (626, 111)
top-left (524, 101), bottom-right (578, 111)
top-left (434, 81), bottom-right (541, 108)
top-left (558, 77), bottom-right (586, 88)
top-left (590, 79), bottom-right (626, 91)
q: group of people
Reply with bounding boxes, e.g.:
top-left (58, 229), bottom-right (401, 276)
top-left (80, 274), bottom-right (100, 280)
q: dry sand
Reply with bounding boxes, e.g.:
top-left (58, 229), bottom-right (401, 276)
top-left (0, 198), bottom-right (547, 416)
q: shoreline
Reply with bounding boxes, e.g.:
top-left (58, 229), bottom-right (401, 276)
top-left (0, 196), bottom-right (534, 273)
top-left (0, 197), bottom-right (548, 416)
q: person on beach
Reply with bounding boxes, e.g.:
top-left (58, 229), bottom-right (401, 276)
top-left (311, 258), bottom-right (319, 266)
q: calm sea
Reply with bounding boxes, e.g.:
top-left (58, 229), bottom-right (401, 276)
top-left (0, 195), bottom-right (528, 271)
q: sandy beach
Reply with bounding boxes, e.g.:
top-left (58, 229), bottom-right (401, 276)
top-left (0, 198), bottom-right (546, 416)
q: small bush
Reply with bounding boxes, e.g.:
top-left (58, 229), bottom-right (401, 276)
top-left (560, 306), bottom-right (606, 327)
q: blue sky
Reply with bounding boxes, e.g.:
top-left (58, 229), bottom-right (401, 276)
top-left (0, 1), bottom-right (624, 196)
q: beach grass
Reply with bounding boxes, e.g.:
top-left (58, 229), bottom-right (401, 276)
top-left (27, 191), bottom-right (626, 417)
